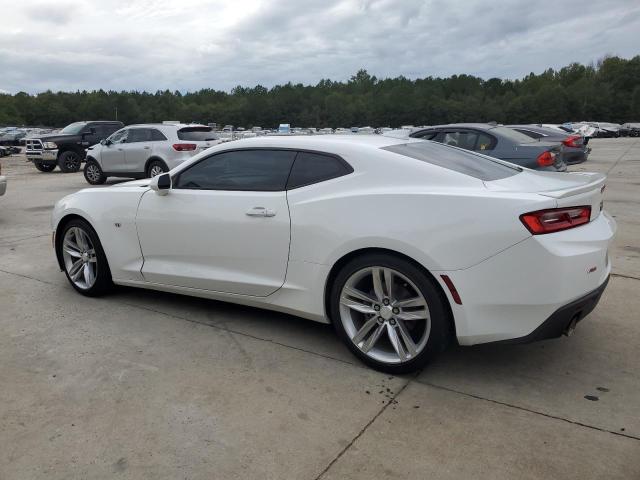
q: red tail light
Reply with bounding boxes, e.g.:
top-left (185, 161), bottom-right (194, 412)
top-left (536, 151), bottom-right (555, 167)
top-left (172, 143), bottom-right (197, 151)
top-left (562, 134), bottom-right (583, 148)
top-left (520, 206), bottom-right (591, 235)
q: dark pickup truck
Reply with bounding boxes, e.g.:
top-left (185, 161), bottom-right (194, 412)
top-left (25, 121), bottom-right (123, 173)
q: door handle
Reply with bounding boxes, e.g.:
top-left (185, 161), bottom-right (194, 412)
top-left (144, 146), bottom-right (150, 149)
top-left (246, 207), bottom-right (276, 217)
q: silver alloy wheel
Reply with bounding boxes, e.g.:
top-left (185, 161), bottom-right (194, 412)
top-left (62, 226), bottom-right (98, 289)
top-left (86, 163), bottom-right (101, 182)
top-left (149, 165), bottom-right (164, 177)
top-left (339, 267), bottom-right (431, 364)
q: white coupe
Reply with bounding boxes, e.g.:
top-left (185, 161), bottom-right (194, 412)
top-left (52, 135), bottom-right (615, 372)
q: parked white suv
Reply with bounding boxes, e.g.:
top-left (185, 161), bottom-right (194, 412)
top-left (83, 124), bottom-right (221, 185)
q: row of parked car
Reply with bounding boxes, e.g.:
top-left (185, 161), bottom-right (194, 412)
top-left (18, 119), bottom-right (600, 184)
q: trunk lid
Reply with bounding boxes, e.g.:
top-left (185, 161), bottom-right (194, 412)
top-left (485, 170), bottom-right (605, 220)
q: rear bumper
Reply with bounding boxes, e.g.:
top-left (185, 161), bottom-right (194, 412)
top-left (440, 211), bottom-right (616, 345)
top-left (491, 276), bottom-right (609, 344)
top-left (0, 175), bottom-right (6, 196)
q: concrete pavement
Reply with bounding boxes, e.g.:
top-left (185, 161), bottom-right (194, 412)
top-left (1, 139), bottom-right (639, 479)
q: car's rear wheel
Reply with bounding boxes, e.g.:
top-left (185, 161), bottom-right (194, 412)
top-left (34, 161), bottom-right (56, 172)
top-left (147, 160), bottom-right (168, 178)
top-left (84, 160), bottom-right (107, 185)
top-left (58, 151), bottom-right (82, 173)
top-left (58, 219), bottom-right (113, 296)
top-left (330, 253), bottom-right (451, 373)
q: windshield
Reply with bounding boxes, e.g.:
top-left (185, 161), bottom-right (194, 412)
top-left (382, 141), bottom-right (520, 181)
top-left (60, 122), bottom-right (87, 135)
top-left (490, 126), bottom-right (536, 144)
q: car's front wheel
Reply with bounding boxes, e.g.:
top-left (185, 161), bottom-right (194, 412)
top-left (58, 151), bottom-right (82, 173)
top-left (34, 161), bottom-right (56, 172)
top-left (58, 219), bottom-right (113, 296)
top-left (84, 160), bottom-right (107, 185)
top-left (330, 253), bottom-right (451, 373)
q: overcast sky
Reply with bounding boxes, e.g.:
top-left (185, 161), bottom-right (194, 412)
top-left (1, 0), bottom-right (639, 94)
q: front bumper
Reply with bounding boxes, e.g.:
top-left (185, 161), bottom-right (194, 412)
top-left (0, 175), bottom-right (6, 196)
top-left (26, 149), bottom-right (58, 163)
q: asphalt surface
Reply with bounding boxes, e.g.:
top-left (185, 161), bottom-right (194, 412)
top-left (1, 139), bottom-right (639, 479)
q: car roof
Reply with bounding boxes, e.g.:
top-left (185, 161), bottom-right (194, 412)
top-left (210, 134), bottom-right (421, 151)
top-left (416, 123), bottom-right (498, 130)
top-left (125, 123), bottom-right (208, 130)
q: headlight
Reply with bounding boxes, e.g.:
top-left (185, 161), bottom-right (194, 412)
top-left (43, 142), bottom-right (57, 149)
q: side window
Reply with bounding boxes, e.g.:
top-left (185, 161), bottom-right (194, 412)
top-left (175, 149), bottom-right (296, 191)
top-left (476, 133), bottom-right (496, 151)
top-left (150, 129), bottom-right (167, 141)
top-left (128, 129), bottom-right (152, 143)
top-left (108, 129), bottom-right (128, 144)
top-left (412, 130), bottom-right (438, 140)
top-left (441, 131), bottom-right (479, 150)
top-left (287, 151), bottom-right (353, 189)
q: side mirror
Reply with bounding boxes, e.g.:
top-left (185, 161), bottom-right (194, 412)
top-left (150, 173), bottom-right (171, 195)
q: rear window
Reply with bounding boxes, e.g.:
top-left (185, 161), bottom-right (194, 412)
top-left (177, 127), bottom-right (219, 141)
top-left (491, 126), bottom-right (536, 144)
top-left (382, 141), bottom-right (520, 181)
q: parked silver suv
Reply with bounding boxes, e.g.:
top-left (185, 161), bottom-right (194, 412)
top-left (83, 124), bottom-right (221, 185)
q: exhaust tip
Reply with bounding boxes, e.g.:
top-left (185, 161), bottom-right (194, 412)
top-left (563, 314), bottom-right (581, 336)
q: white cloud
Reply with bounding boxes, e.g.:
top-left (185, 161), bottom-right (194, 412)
top-left (0, 0), bottom-right (638, 93)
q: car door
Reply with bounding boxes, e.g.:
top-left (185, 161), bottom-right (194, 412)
top-left (122, 128), bottom-right (152, 173)
top-left (99, 128), bottom-right (129, 172)
top-left (135, 149), bottom-right (296, 296)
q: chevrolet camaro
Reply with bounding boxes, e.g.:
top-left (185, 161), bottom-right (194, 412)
top-left (52, 135), bottom-right (615, 372)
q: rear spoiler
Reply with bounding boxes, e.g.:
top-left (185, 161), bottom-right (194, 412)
top-left (537, 172), bottom-right (605, 199)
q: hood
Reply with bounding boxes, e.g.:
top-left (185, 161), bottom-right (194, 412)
top-left (33, 133), bottom-right (83, 144)
top-left (112, 179), bottom-right (151, 188)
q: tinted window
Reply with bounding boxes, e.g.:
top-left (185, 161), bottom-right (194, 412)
top-left (476, 133), bottom-right (495, 151)
top-left (150, 129), bottom-right (167, 141)
top-left (287, 152), bottom-right (352, 189)
top-left (128, 128), bottom-right (152, 143)
top-left (441, 131), bottom-right (477, 150)
top-left (60, 122), bottom-right (87, 134)
top-left (108, 129), bottom-right (128, 144)
top-left (177, 127), bottom-right (218, 141)
top-left (175, 149), bottom-right (296, 191)
top-left (491, 126), bottom-right (535, 144)
top-left (382, 142), bottom-right (519, 181)
top-left (514, 128), bottom-right (542, 139)
top-left (412, 130), bottom-right (438, 140)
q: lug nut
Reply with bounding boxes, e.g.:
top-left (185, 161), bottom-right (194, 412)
top-left (383, 298), bottom-right (390, 306)
top-left (392, 307), bottom-right (399, 314)
top-left (377, 316), bottom-right (384, 324)
top-left (374, 304), bottom-right (381, 311)
top-left (390, 319), bottom-right (397, 326)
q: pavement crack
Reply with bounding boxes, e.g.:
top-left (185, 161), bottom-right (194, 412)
top-left (416, 379), bottom-right (640, 442)
top-left (605, 138), bottom-right (639, 175)
top-left (611, 272), bottom-right (640, 282)
top-left (117, 300), bottom-right (358, 368)
top-left (0, 268), bottom-right (55, 285)
top-left (314, 379), bottom-right (412, 480)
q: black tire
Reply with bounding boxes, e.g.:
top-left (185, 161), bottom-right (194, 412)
top-left (34, 161), bottom-right (57, 172)
top-left (84, 160), bottom-right (107, 185)
top-left (57, 218), bottom-right (113, 296)
top-left (330, 253), bottom-right (452, 374)
top-left (146, 159), bottom-right (168, 178)
top-left (58, 150), bottom-right (82, 173)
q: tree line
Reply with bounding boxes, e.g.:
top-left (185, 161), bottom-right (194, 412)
top-left (1, 56), bottom-right (639, 129)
